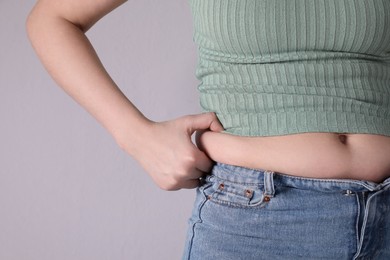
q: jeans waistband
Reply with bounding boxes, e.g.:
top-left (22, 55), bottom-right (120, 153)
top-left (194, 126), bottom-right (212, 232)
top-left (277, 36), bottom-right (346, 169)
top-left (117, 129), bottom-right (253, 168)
top-left (211, 162), bottom-right (390, 193)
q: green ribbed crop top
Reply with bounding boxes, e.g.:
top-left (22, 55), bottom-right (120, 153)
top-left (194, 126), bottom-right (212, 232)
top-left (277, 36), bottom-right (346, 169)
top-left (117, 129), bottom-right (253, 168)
top-left (188, 0), bottom-right (390, 137)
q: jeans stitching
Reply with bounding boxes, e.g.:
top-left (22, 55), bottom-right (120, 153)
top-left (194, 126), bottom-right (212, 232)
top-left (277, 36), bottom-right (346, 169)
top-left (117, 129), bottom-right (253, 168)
top-left (206, 175), bottom-right (269, 209)
top-left (353, 193), bottom-right (361, 260)
top-left (184, 186), bottom-right (211, 260)
top-left (206, 196), bottom-right (269, 209)
top-left (217, 162), bottom-right (390, 189)
top-left (353, 189), bottom-right (387, 259)
top-left (212, 175), bottom-right (263, 186)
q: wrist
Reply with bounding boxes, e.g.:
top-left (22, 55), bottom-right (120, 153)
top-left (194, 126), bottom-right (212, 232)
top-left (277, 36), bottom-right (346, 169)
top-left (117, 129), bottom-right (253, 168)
top-left (114, 116), bottom-right (155, 155)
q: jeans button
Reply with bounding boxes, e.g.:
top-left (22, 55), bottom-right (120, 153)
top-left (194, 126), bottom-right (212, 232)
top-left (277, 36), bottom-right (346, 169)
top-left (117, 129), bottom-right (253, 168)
top-left (344, 190), bottom-right (353, 196)
top-left (263, 196), bottom-right (271, 202)
top-left (245, 189), bottom-right (253, 198)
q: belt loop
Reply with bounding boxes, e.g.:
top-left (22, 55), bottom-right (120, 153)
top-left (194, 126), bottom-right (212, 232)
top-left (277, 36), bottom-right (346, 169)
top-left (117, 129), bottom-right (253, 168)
top-left (263, 170), bottom-right (275, 197)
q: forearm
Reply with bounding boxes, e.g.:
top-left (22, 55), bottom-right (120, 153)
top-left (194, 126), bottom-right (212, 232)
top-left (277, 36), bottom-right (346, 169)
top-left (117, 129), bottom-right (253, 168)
top-left (26, 5), bottom-right (149, 149)
top-left (25, 0), bottom-right (226, 191)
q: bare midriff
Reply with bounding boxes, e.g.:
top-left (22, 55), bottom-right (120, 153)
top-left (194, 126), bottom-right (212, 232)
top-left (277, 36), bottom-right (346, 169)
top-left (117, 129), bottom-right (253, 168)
top-left (196, 131), bottom-right (390, 183)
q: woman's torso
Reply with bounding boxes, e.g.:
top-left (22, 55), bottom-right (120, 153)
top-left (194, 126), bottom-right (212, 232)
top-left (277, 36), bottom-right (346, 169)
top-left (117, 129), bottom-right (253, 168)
top-left (190, 0), bottom-right (390, 183)
top-left (196, 132), bottom-right (390, 183)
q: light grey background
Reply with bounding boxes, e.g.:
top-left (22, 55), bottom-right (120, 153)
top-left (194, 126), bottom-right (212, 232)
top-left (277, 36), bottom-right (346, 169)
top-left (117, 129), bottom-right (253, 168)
top-left (0, 0), bottom-right (201, 259)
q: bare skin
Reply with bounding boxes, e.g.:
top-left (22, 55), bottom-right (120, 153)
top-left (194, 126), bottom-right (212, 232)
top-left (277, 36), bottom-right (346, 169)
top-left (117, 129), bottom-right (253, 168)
top-left (196, 131), bottom-right (390, 183)
top-left (26, 0), bottom-right (390, 191)
top-left (26, 0), bottom-right (224, 191)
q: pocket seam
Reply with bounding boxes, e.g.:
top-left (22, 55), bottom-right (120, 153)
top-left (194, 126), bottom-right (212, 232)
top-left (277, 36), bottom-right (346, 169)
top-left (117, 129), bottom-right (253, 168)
top-left (204, 180), bottom-right (270, 209)
top-left (207, 194), bottom-right (270, 209)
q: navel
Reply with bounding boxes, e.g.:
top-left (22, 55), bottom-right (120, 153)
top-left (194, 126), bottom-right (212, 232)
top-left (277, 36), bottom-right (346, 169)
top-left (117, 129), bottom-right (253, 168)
top-left (338, 134), bottom-right (347, 144)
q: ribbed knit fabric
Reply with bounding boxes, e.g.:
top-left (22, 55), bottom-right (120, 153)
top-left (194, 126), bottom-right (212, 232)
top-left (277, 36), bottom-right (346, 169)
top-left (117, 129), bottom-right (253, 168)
top-left (188, 0), bottom-right (390, 137)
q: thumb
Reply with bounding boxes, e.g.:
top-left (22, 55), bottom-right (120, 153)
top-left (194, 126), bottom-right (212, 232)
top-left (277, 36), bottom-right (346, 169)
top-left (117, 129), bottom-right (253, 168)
top-left (186, 112), bottom-right (224, 135)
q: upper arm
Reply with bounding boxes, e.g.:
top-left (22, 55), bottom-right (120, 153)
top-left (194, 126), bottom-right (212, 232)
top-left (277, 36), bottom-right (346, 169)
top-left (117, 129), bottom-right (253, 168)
top-left (27, 0), bottom-right (127, 32)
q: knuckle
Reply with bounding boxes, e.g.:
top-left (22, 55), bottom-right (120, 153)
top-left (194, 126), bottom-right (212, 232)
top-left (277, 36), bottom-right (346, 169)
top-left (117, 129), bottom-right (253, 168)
top-left (158, 182), bottom-right (174, 191)
top-left (174, 167), bottom-right (189, 179)
top-left (205, 111), bottom-right (214, 119)
top-left (184, 152), bottom-right (197, 163)
top-left (182, 153), bottom-right (197, 167)
top-left (207, 111), bottom-right (214, 117)
top-left (158, 178), bottom-right (180, 191)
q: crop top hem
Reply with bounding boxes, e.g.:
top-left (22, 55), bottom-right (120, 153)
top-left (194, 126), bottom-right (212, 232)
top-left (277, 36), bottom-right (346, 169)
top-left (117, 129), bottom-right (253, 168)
top-left (210, 110), bottom-right (390, 138)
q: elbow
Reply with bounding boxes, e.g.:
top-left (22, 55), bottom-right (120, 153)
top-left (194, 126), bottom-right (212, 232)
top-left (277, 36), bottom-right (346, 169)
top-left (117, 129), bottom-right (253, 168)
top-left (26, 15), bottom-right (89, 41)
top-left (25, 5), bottom-right (51, 43)
top-left (25, 8), bottom-right (38, 41)
top-left (25, 0), bottom-right (119, 35)
top-left (25, 16), bottom-right (88, 59)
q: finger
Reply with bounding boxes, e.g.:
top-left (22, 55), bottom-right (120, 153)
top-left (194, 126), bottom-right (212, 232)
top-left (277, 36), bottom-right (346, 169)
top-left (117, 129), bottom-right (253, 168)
top-left (180, 179), bottom-right (201, 189)
top-left (194, 150), bottom-right (214, 173)
top-left (185, 166), bottom-right (207, 182)
top-left (187, 112), bottom-right (224, 134)
top-left (207, 112), bottom-right (225, 132)
top-left (194, 129), bottom-right (207, 150)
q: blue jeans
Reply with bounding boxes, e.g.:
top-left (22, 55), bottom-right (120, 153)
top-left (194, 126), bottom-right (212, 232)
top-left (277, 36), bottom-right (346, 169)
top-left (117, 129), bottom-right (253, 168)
top-left (182, 162), bottom-right (390, 260)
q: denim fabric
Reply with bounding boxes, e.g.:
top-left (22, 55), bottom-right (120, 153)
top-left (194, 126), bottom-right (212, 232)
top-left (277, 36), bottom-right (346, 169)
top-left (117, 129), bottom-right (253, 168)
top-left (182, 162), bottom-right (390, 260)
